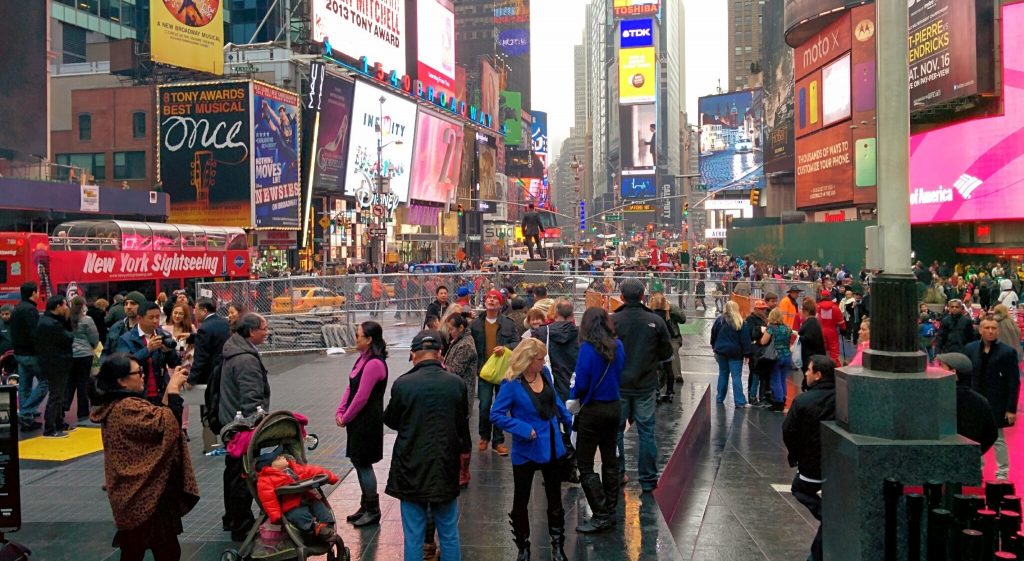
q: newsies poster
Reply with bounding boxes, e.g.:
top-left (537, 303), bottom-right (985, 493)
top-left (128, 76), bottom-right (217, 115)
top-left (252, 82), bottom-right (302, 229)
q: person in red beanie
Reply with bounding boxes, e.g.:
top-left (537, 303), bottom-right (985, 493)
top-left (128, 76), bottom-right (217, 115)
top-left (469, 289), bottom-right (521, 456)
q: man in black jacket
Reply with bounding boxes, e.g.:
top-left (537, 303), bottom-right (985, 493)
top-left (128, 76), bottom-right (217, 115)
top-left (612, 278), bottom-right (672, 491)
top-left (188, 298), bottom-right (231, 452)
top-left (470, 289), bottom-right (521, 455)
top-left (425, 285), bottom-right (450, 323)
top-left (965, 315), bottom-right (1021, 480)
top-left (103, 291), bottom-right (145, 358)
top-left (384, 330), bottom-right (470, 561)
top-left (782, 355), bottom-right (837, 561)
top-left (11, 282), bottom-right (46, 431)
top-left (935, 352), bottom-right (998, 454)
top-left (36, 296), bottom-right (74, 438)
top-left (521, 203), bottom-right (545, 259)
top-left (937, 299), bottom-right (977, 354)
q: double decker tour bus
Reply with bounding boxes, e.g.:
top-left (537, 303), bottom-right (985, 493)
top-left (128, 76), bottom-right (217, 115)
top-left (0, 220), bottom-right (250, 308)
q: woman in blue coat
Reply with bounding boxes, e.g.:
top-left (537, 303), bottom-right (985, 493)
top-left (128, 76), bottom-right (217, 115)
top-left (491, 338), bottom-right (573, 561)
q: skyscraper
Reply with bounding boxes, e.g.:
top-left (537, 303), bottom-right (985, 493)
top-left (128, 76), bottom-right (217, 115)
top-left (728, 0), bottom-right (764, 90)
top-left (455, 0), bottom-right (533, 114)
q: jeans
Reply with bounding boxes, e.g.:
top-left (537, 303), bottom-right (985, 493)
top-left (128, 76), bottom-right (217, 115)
top-left (994, 428), bottom-right (1010, 479)
top-left (477, 378), bottom-right (505, 446)
top-left (16, 355), bottom-right (47, 423)
top-left (791, 473), bottom-right (823, 561)
top-left (715, 354), bottom-right (747, 406)
top-left (400, 499), bottom-right (461, 561)
top-left (617, 392), bottom-right (658, 490)
top-left (284, 499), bottom-right (335, 533)
top-left (511, 460), bottom-right (565, 534)
top-left (353, 462), bottom-right (378, 497)
top-left (770, 355), bottom-right (792, 405)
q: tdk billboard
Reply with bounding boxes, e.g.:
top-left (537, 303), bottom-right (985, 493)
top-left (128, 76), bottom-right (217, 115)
top-left (620, 19), bottom-right (654, 49)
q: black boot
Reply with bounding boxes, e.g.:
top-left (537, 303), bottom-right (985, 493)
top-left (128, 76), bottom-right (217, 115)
top-left (509, 512), bottom-right (530, 561)
top-left (550, 526), bottom-right (569, 561)
top-left (352, 494), bottom-right (381, 527)
top-left (603, 464), bottom-right (621, 515)
top-left (577, 474), bottom-right (614, 533)
top-left (346, 496), bottom-right (368, 523)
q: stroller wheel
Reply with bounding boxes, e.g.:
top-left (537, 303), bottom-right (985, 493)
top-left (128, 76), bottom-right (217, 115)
top-left (221, 549), bottom-right (243, 561)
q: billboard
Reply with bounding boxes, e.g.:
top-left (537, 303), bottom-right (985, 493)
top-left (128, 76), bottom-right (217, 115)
top-left (311, 74), bottom-right (355, 193)
top-left (417, 0), bottom-right (456, 96)
top-left (613, 0), bottom-right (659, 18)
top-left (151, 0), bottom-right (224, 74)
top-left (620, 174), bottom-right (657, 199)
top-left (762, 0), bottom-right (795, 173)
top-left (784, 0), bottom-right (863, 47)
top-left (500, 91), bottom-right (523, 146)
top-left (698, 89), bottom-right (765, 191)
top-left (531, 111), bottom-right (548, 156)
top-left (408, 110), bottom-right (465, 204)
top-left (619, 104), bottom-right (657, 170)
top-left (795, 122), bottom-right (853, 208)
top-left (795, 70), bottom-right (822, 138)
top-left (481, 60), bottom-right (501, 131)
top-left (345, 81), bottom-right (418, 202)
top-left (252, 83), bottom-right (301, 229)
top-left (909, 2), bottom-right (1024, 225)
top-left (478, 142), bottom-right (498, 207)
top-left (619, 47), bottom-right (657, 104)
top-left (620, 19), bottom-right (654, 49)
top-left (498, 28), bottom-right (531, 57)
top-left (0, 1), bottom-right (47, 158)
top-left (158, 81), bottom-right (252, 227)
top-left (908, 0), bottom-right (978, 110)
top-left (312, 0), bottom-right (407, 75)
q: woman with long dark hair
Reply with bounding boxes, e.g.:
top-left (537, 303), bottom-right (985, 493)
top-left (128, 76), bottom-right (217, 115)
top-left (335, 321), bottom-right (389, 527)
top-left (67, 295), bottom-right (99, 423)
top-left (90, 353), bottom-right (198, 561)
top-left (227, 301), bottom-right (247, 330)
top-left (569, 307), bottom-right (625, 533)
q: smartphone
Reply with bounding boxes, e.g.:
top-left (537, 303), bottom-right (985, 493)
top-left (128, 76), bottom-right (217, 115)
top-left (854, 61), bottom-right (876, 113)
top-left (798, 87), bottom-right (807, 129)
top-left (856, 138), bottom-right (877, 187)
top-left (809, 80), bottom-right (819, 125)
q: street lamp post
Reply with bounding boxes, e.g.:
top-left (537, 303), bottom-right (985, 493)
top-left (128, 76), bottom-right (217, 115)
top-left (375, 96), bottom-right (386, 274)
top-left (571, 155), bottom-right (582, 276)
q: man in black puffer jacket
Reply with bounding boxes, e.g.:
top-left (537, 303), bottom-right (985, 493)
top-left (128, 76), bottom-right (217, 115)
top-left (612, 278), bottom-right (672, 492)
top-left (782, 355), bottom-right (837, 561)
top-left (35, 296), bottom-right (74, 437)
top-left (937, 299), bottom-right (977, 354)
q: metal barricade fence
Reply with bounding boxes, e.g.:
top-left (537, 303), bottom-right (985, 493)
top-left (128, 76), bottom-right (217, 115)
top-left (197, 273), bottom-right (817, 353)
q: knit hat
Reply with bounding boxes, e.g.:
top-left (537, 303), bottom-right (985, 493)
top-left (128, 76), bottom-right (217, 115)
top-left (125, 291), bottom-right (147, 305)
top-left (620, 278), bottom-right (645, 302)
top-left (485, 289), bottom-right (505, 305)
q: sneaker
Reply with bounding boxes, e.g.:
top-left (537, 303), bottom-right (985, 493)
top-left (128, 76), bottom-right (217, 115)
top-left (19, 420), bottom-right (42, 431)
top-left (42, 431), bottom-right (69, 439)
top-left (493, 444), bottom-right (510, 456)
top-left (60, 423), bottom-right (76, 433)
top-left (478, 439), bottom-right (489, 452)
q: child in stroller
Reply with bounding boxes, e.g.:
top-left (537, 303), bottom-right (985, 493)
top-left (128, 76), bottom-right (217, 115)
top-left (255, 446), bottom-right (340, 541)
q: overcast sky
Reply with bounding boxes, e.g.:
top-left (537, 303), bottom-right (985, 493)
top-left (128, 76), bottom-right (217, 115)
top-left (530, 0), bottom-right (728, 159)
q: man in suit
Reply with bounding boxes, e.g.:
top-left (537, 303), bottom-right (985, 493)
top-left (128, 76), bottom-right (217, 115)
top-left (521, 203), bottom-right (545, 259)
top-left (188, 297), bottom-right (231, 451)
top-left (115, 301), bottom-right (181, 406)
top-left (965, 314), bottom-right (1021, 479)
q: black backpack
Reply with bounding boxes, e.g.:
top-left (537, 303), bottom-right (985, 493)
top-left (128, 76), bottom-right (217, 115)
top-left (204, 359), bottom-right (225, 435)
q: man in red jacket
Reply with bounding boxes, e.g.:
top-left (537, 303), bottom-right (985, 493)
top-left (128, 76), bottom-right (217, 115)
top-left (815, 293), bottom-right (846, 364)
top-left (255, 448), bottom-right (340, 540)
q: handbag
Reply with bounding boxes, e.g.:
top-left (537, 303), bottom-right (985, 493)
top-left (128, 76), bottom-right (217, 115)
top-left (761, 332), bottom-right (779, 362)
top-left (479, 349), bottom-right (510, 385)
top-left (791, 337), bottom-right (803, 370)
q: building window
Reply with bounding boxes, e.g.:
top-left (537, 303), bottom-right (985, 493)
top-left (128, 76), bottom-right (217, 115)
top-left (56, 153), bottom-right (105, 181)
top-left (78, 114), bottom-right (92, 141)
top-left (132, 112), bottom-right (146, 138)
top-left (114, 151), bottom-right (146, 179)
top-left (62, 24), bottom-right (87, 63)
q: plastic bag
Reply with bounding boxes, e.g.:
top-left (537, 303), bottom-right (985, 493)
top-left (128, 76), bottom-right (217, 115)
top-left (479, 349), bottom-right (511, 385)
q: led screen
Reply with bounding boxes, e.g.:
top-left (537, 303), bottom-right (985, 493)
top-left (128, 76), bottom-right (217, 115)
top-left (313, 0), bottom-right (406, 75)
top-left (821, 53), bottom-right (851, 127)
top-left (408, 110), bottom-right (464, 204)
top-left (417, 0), bottom-right (456, 96)
top-left (345, 82), bottom-right (418, 202)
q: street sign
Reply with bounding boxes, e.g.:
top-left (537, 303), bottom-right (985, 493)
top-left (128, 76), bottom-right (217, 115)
top-left (369, 228), bottom-right (387, 236)
top-left (604, 214), bottom-right (623, 222)
top-left (372, 205), bottom-right (385, 218)
top-left (318, 216), bottom-right (330, 229)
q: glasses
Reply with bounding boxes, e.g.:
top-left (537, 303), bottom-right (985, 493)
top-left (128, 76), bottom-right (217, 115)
top-left (127, 369), bottom-right (143, 377)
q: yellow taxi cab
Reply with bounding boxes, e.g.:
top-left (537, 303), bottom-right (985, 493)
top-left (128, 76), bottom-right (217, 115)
top-left (271, 286), bottom-right (346, 314)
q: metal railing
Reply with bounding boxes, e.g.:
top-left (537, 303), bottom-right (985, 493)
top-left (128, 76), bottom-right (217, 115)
top-left (197, 272), bottom-right (816, 353)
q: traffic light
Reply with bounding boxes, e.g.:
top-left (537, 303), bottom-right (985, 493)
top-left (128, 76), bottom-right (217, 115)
top-left (457, 204), bottom-right (464, 217)
top-left (646, 223), bottom-right (654, 233)
top-left (683, 202), bottom-right (689, 216)
top-left (749, 188), bottom-right (761, 206)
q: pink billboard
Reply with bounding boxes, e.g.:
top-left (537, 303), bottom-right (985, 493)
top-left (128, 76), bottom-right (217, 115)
top-left (408, 110), bottom-right (465, 204)
top-left (909, 3), bottom-right (1023, 225)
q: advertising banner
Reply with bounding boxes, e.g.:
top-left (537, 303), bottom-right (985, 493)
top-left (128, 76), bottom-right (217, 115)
top-left (762, 0), bottom-right (795, 174)
top-left (498, 28), bottom-right (530, 57)
top-left (909, 3), bottom-right (1023, 225)
top-left (311, 74), bottom-right (355, 193)
top-left (794, 11), bottom-right (851, 79)
top-left (784, 0), bottom-right (862, 47)
top-left (908, 0), bottom-right (978, 110)
top-left (151, 0), bottom-right (224, 74)
top-left (252, 83), bottom-right (301, 229)
top-left (619, 104), bottom-right (657, 170)
top-left (821, 53), bottom-right (851, 127)
top-left (158, 81), bottom-right (252, 227)
top-left (417, 0), bottom-right (456, 96)
top-left (613, 0), bottom-right (659, 18)
top-left (80, 185), bottom-right (99, 213)
top-left (345, 81), bottom-right (417, 203)
top-left (478, 143), bottom-right (498, 206)
top-left (312, 0), bottom-right (406, 75)
top-left (50, 250), bottom-right (248, 283)
top-left (698, 89), bottom-right (765, 191)
top-left (795, 122), bottom-right (853, 208)
top-left (619, 47), bottom-right (656, 104)
top-left (620, 19), bottom-right (654, 49)
top-left (795, 70), bottom-right (822, 138)
top-left (408, 110), bottom-right (465, 204)
top-left (500, 91), bottom-right (523, 146)
top-left (481, 60), bottom-right (501, 130)
top-left (850, 4), bottom-right (877, 203)
top-left (531, 111), bottom-right (548, 156)
top-left (620, 174), bottom-right (657, 199)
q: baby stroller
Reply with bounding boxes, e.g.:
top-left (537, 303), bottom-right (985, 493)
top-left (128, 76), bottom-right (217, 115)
top-left (221, 411), bottom-right (348, 561)
top-left (0, 351), bottom-right (18, 386)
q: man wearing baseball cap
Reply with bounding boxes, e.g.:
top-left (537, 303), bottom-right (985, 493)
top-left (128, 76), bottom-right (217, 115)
top-left (469, 289), bottom-right (521, 456)
top-left (103, 290), bottom-right (147, 358)
top-left (384, 329), bottom-right (470, 560)
top-left (779, 285), bottom-right (805, 330)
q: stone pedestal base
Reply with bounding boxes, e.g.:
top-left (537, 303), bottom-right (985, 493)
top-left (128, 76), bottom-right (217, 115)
top-left (820, 422), bottom-right (980, 561)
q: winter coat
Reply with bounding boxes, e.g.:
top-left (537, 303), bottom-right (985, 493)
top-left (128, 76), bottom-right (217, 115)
top-left (36, 311), bottom-right (74, 376)
top-left (90, 391), bottom-right (199, 530)
top-left (711, 315), bottom-right (752, 359)
top-left (218, 333), bottom-right (270, 427)
top-left (995, 313), bottom-right (1024, 361)
top-left (426, 299), bottom-right (450, 322)
top-left (10, 298), bottom-right (38, 356)
top-left (104, 317), bottom-right (134, 359)
top-left (87, 305), bottom-right (108, 347)
top-left (957, 384), bottom-right (998, 454)
top-left (383, 359), bottom-right (470, 504)
top-left (443, 331), bottom-right (478, 386)
top-left (72, 314), bottom-right (100, 358)
top-left (816, 300), bottom-right (846, 364)
top-left (938, 312), bottom-right (977, 354)
top-left (612, 302), bottom-right (673, 397)
top-left (470, 314), bottom-right (521, 371)
top-left (965, 340), bottom-right (1021, 428)
top-left (256, 460), bottom-right (339, 523)
top-left (782, 379), bottom-right (836, 480)
top-left (188, 314), bottom-right (230, 386)
top-left (797, 317), bottom-right (827, 370)
top-left (115, 327), bottom-right (181, 399)
top-left (490, 367), bottom-right (573, 466)
top-left (531, 320), bottom-right (580, 400)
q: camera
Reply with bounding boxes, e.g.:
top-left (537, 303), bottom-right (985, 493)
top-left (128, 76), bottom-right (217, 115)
top-left (161, 334), bottom-right (177, 349)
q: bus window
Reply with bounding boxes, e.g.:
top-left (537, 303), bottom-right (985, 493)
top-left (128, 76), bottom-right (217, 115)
top-left (227, 232), bottom-right (247, 250)
top-left (0, 261), bottom-right (6, 284)
top-left (207, 230), bottom-right (227, 250)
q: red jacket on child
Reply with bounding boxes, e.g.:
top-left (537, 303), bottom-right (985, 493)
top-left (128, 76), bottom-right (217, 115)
top-left (256, 460), bottom-right (339, 523)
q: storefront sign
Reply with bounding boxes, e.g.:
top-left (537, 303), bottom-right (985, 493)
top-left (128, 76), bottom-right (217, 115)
top-left (256, 230), bottom-right (297, 248)
top-left (705, 228), bottom-right (728, 239)
top-left (80, 185), bottom-right (99, 212)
